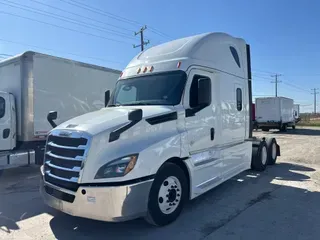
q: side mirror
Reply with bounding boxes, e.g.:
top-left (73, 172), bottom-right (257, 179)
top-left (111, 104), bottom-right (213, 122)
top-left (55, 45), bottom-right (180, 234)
top-left (128, 109), bottom-right (143, 122)
top-left (198, 78), bottom-right (211, 106)
top-left (47, 111), bottom-right (58, 128)
top-left (105, 90), bottom-right (110, 107)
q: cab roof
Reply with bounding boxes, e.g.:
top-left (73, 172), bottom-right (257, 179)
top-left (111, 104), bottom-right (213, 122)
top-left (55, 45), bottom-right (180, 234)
top-left (125, 32), bottom-right (248, 79)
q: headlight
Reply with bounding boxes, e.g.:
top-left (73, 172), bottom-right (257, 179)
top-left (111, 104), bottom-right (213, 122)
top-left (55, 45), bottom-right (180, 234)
top-left (94, 154), bottom-right (138, 179)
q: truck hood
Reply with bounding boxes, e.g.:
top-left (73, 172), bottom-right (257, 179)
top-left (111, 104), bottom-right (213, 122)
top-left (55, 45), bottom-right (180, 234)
top-left (56, 105), bottom-right (176, 135)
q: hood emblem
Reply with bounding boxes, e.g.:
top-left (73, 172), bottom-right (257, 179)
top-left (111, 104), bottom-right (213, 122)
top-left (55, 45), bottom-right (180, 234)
top-left (59, 131), bottom-right (72, 137)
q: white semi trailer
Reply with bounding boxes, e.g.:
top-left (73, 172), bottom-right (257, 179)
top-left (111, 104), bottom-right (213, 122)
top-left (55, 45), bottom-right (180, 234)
top-left (255, 97), bottom-right (295, 131)
top-left (0, 51), bottom-right (120, 169)
top-left (40, 32), bottom-right (281, 226)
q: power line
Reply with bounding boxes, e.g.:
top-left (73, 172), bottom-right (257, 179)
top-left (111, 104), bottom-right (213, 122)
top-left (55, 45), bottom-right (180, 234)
top-left (282, 81), bottom-right (310, 93)
top-left (1, 0), bottom-right (136, 40)
top-left (0, 53), bottom-right (13, 57)
top-left (0, 10), bottom-right (131, 44)
top-left (58, 0), bottom-right (172, 39)
top-left (252, 74), bottom-right (274, 81)
top-left (311, 88), bottom-right (319, 113)
top-left (59, 0), bottom-right (141, 25)
top-left (252, 69), bottom-right (278, 75)
top-left (0, 38), bottom-right (125, 65)
top-left (28, 0), bottom-right (135, 34)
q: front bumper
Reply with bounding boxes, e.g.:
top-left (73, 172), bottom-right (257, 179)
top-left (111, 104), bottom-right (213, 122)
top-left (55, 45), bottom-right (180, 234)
top-left (40, 177), bottom-right (153, 222)
top-left (257, 121), bottom-right (281, 127)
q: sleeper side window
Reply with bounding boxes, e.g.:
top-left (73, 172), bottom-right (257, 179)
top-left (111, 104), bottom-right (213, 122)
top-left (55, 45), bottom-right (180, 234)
top-left (230, 46), bottom-right (241, 68)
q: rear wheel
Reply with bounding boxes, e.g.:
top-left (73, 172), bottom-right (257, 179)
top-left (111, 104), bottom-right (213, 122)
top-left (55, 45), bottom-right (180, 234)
top-left (251, 141), bottom-right (268, 171)
top-left (266, 138), bottom-right (278, 165)
top-left (280, 124), bottom-right (287, 132)
top-left (145, 162), bottom-right (188, 226)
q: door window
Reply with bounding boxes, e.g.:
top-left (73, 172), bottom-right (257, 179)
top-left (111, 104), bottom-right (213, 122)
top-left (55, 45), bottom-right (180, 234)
top-left (189, 75), bottom-right (211, 108)
top-left (0, 97), bottom-right (5, 118)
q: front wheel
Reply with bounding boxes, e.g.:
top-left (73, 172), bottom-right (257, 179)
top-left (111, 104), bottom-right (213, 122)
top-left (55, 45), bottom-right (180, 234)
top-left (145, 162), bottom-right (188, 226)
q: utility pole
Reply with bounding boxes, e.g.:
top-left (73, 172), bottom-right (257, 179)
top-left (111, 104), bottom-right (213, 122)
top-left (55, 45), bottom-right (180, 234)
top-left (133, 25), bottom-right (150, 52)
top-left (271, 74), bottom-right (282, 97)
top-left (311, 88), bottom-right (319, 113)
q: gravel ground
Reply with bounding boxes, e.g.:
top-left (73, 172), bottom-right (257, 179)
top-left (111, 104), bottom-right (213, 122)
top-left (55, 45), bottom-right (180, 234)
top-left (1, 126), bottom-right (320, 240)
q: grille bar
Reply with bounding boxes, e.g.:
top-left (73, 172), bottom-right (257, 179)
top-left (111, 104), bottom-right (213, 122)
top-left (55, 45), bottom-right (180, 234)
top-left (46, 151), bottom-right (85, 161)
top-left (47, 141), bottom-right (86, 150)
top-left (46, 171), bottom-right (78, 182)
top-left (46, 161), bottom-right (81, 172)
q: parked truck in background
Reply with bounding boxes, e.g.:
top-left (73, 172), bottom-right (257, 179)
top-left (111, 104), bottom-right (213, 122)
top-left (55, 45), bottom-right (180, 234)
top-left (252, 103), bottom-right (257, 130)
top-left (293, 104), bottom-right (301, 123)
top-left (255, 97), bottom-right (295, 131)
top-left (40, 32), bottom-right (281, 226)
top-left (0, 51), bottom-right (120, 169)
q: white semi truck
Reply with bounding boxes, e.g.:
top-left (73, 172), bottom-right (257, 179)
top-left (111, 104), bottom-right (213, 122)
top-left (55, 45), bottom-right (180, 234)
top-left (0, 51), bottom-right (120, 169)
top-left (40, 32), bottom-right (281, 226)
top-left (255, 97), bottom-right (295, 131)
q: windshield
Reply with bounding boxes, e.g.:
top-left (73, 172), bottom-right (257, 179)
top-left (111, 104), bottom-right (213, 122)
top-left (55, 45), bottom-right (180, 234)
top-left (108, 71), bottom-right (187, 106)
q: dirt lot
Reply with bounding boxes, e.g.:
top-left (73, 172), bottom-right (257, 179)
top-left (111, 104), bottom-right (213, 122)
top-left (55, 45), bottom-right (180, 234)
top-left (1, 127), bottom-right (320, 240)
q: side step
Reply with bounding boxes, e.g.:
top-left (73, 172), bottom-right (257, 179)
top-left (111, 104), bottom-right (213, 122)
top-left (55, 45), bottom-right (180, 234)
top-left (0, 150), bottom-right (35, 170)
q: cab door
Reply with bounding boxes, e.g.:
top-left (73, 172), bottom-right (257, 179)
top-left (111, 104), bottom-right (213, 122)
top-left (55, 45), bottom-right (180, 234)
top-left (183, 69), bottom-right (222, 194)
top-left (0, 92), bottom-right (15, 151)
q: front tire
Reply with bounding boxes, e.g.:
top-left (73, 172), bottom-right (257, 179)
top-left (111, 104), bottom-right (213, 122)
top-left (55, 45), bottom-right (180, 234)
top-left (145, 162), bottom-right (188, 226)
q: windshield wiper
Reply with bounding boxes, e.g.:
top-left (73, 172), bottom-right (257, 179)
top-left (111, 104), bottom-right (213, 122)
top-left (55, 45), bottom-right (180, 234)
top-left (108, 104), bottom-right (122, 107)
top-left (122, 101), bottom-right (154, 106)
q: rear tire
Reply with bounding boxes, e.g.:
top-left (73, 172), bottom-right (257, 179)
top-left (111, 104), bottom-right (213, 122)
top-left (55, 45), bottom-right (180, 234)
top-left (280, 124), bottom-right (287, 132)
top-left (145, 162), bottom-right (188, 226)
top-left (251, 141), bottom-right (268, 171)
top-left (265, 138), bottom-right (277, 165)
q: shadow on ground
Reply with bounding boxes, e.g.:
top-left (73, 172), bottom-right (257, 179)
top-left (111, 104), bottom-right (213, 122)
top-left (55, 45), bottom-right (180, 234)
top-left (44, 162), bottom-right (320, 240)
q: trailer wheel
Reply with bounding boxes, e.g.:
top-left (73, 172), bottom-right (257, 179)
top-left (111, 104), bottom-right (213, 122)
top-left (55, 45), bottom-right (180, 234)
top-left (145, 162), bottom-right (188, 226)
top-left (265, 138), bottom-right (277, 165)
top-left (251, 141), bottom-right (268, 171)
top-left (280, 124), bottom-right (287, 132)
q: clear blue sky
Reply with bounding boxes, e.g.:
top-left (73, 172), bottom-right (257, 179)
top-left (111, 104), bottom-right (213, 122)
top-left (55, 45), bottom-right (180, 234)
top-left (1, 0), bottom-right (319, 112)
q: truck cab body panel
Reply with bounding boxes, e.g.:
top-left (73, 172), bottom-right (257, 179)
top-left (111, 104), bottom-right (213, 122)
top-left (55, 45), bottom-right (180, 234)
top-left (0, 92), bottom-right (16, 151)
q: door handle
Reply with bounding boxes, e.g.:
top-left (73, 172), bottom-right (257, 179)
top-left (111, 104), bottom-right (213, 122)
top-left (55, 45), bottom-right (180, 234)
top-left (210, 128), bottom-right (215, 141)
top-left (3, 128), bottom-right (10, 139)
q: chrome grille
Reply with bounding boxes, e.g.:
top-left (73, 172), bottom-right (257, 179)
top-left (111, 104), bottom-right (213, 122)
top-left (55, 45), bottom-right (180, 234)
top-left (44, 130), bottom-right (91, 192)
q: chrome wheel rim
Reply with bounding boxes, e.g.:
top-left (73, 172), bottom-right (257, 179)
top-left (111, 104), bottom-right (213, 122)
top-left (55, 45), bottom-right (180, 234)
top-left (158, 176), bottom-right (182, 214)
top-left (261, 146), bottom-right (268, 165)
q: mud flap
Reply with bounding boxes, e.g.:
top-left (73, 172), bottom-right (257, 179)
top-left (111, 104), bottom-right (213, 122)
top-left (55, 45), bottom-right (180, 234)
top-left (276, 144), bottom-right (281, 156)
